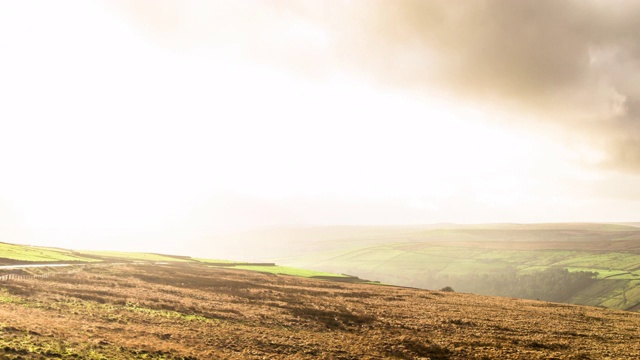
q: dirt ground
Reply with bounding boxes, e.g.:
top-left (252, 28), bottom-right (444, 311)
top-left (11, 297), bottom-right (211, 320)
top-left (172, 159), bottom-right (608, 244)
top-left (0, 263), bottom-right (638, 359)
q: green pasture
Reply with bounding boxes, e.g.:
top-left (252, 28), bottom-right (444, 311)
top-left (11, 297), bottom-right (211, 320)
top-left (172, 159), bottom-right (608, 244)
top-left (565, 266), bottom-right (640, 279)
top-left (0, 243), bottom-right (194, 264)
top-left (0, 243), bottom-right (98, 263)
top-left (556, 252), bottom-right (640, 271)
top-left (567, 279), bottom-right (640, 309)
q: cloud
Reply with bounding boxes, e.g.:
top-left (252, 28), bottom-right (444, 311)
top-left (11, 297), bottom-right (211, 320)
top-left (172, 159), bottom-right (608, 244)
top-left (111, 1), bottom-right (640, 172)
top-left (332, 0), bottom-right (640, 172)
top-left (110, 0), bottom-right (334, 78)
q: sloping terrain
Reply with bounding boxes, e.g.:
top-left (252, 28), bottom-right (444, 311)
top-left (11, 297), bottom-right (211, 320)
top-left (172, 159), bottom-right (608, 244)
top-left (0, 263), bottom-right (639, 359)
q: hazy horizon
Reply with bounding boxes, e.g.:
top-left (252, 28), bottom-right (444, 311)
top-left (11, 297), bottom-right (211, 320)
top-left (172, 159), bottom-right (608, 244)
top-left (2, 1), bottom-right (640, 254)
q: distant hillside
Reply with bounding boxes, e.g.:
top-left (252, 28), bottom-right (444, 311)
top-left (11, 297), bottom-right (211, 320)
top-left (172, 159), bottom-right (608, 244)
top-left (211, 223), bottom-right (640, 311)
top-left (203, 223), bottom-right (640, 261)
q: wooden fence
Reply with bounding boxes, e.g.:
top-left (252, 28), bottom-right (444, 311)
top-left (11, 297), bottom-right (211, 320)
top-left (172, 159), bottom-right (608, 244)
top-left (0, 266), bottom-right (83, 282)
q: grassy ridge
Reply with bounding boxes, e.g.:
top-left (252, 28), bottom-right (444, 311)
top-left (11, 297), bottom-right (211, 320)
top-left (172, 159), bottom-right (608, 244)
top-left (78, 250), bottom-right (192, 263)
top-left (0, 244), bottom-right (191, 264)
top-left (0, 243), bottom-right (99, 263)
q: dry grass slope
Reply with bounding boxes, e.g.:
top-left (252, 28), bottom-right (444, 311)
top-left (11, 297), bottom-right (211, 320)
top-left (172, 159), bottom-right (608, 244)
top-left (0, 263), bottom-right (638, 359)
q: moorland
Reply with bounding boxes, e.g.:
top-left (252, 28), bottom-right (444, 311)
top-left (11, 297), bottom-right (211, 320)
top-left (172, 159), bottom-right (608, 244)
top-left (1, 223), bottom-right (640, 358)
top-left (1, 262), bottom-right (640, 359)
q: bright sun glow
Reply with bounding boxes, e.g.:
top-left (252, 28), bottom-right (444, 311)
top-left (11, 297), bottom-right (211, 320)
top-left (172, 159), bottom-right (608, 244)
top-left (1, 1), bottom-right (638, 253)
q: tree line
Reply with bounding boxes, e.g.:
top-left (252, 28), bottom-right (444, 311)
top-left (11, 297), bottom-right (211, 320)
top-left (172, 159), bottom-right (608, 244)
top-left (445, 267), bottom-right (598, 302)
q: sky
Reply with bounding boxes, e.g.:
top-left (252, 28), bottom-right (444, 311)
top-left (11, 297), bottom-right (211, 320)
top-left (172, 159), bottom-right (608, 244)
top-left (1, 0), bottom-right (639, 253)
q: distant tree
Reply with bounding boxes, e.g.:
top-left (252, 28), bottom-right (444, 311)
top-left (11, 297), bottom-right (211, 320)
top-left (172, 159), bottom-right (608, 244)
top-left (440, 286), bottom-right (455, 292)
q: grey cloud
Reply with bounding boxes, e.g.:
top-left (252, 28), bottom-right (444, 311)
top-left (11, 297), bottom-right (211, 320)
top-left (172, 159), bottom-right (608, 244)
top-left (325, 0), bottom-right (640, 172)
top-left (114, 0), bottom-right (640, 172)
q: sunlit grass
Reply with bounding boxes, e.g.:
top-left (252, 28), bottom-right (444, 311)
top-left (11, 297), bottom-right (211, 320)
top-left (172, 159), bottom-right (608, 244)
top-left (0, 243), bottom-right (98, 263)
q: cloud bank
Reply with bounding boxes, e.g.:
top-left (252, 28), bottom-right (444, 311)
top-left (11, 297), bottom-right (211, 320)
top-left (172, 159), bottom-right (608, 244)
top-left (349, 0), bottom-right (640, 172)
top-left (116, 0), bottom-right (640, 172)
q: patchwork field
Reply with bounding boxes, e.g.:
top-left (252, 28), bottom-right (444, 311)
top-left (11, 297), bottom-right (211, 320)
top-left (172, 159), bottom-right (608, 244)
top-left (235, 224), bottom-right (640, 311)
top-left (280, 243), bottom-right (640, 308)
top-left (0, 262), bottom-right (639, 359)
top-left (214, 223), bottom-right (640, 261)
top-left (0, 243), bottom-right (99, 264)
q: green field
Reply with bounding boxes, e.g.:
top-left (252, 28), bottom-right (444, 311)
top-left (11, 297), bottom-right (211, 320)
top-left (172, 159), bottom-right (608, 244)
top-left (0, 242), bottom-right (99, 263)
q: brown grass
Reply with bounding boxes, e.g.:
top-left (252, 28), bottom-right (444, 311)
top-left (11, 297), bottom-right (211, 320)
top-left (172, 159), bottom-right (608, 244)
top-left (0, 263), bottom-right (638, 359)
